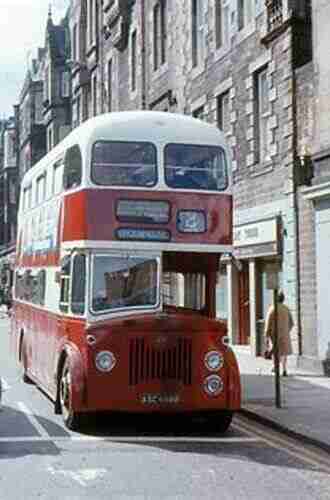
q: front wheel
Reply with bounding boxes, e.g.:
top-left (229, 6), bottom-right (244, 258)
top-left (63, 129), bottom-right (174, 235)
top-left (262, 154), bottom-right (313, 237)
top-left (59, 359), bottom-right (83, 431)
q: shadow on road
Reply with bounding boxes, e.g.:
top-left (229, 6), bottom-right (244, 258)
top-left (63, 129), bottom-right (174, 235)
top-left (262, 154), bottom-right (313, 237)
top-left (0, 405), bottom-right (62, 459)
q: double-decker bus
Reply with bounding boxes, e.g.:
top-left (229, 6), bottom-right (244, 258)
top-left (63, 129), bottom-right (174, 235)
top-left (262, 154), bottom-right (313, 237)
top-left (12, 111), bottom-right (240, 431)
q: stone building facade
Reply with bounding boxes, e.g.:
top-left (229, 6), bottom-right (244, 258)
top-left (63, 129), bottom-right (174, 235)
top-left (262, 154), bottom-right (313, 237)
top-left (67, 0), bottom-right (311, 364)
top-left (42, 9), bottom-right (72, 151)
top-left (5, 0), bottom-right (323, 367)
top-left (17, 50), bottom-right (47, 181)
top-left (63, 0), bottom-right (314, 365)
top-left (0, 116), bottom-right (19, 285)
top-left (297, 0), bottom-right (330, 371)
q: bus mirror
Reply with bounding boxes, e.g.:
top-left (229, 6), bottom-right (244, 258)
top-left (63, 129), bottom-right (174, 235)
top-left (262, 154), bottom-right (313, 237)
top-left (55, 271), bottom-right (61, 284)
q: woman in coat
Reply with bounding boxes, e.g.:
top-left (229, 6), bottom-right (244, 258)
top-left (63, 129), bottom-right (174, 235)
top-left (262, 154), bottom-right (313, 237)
top-left (265, 291), bottom-right (293, 376)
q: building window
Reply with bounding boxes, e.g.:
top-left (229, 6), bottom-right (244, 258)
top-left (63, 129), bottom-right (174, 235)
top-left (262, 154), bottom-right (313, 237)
top-left (192, 0), bottom-right (204, 68)
top-left (72, 23), bottom-right (78, 61)
top-left (44, 67), bottom-right (50, 103)
top-left (255, 67), bottom-right (270, 164)
top-left (153, 1), bottom-right (167, 71)
top-left (131, 30), bottom-right (137, 92)
top-left (93, 75), bottom-right (97, 116)
top-left (237, 0), bottom-right (253, 31)
top-left (89, 0), bottom-right (94, 46)
top-left (60, 71), bottom-right (70, 98)
top-left (107, 59), bottom-right (112, 112)
top-left (192, 106), bottom-right (205, 121)
top-left (160, 0), bottom-right (167, 65)
top-left (215, 0), bottom-right (230, 49)
top-left (217, 91), bottom-right (230, 136)
top-left (48, 129), bottom-right (52, 152)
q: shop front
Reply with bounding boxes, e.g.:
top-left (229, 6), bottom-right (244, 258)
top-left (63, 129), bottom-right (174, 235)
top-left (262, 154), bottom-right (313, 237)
top-left (230, 216), bottom-right (282, 354)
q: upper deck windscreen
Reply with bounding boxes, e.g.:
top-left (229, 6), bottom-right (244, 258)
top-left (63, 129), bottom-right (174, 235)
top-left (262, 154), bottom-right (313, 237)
top-left (91, 141), bottom-right (157, 187)
top-left (164, 144), bottom-right (228, 191)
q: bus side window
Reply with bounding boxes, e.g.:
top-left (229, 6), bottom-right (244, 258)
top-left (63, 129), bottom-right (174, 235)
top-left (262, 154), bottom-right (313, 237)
top-left (71, 254), bottom-right (86, 315)
top-left (39, 270), bottom-right (46, 306)
top-left (63, 145), bottom-right (82, 190)
top-left (52, 159), bottom-right (64, 195)
top-left (14, 271), bottom-right (24, 300)
top-left (59, 256), bottom-right (71, 313)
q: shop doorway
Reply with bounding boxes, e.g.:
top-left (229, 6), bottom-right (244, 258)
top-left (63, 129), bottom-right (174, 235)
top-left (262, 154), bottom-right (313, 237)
top-left (238, 262), bottom-right (250, 344)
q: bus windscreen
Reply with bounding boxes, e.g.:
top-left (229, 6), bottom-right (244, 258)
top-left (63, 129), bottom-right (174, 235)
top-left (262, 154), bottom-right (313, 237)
top-left (91, 141), bottom-right (157, 187)
top-left (92, 255), bottom-right (159, 313)
top-left (164, 144), bottom-right (228, 191)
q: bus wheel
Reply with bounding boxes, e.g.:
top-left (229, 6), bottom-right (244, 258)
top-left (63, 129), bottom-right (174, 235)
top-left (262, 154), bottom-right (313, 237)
top-left (209, 411), bottom-right (233, 434)
top-left (59, 359), bottom-right (82, 431)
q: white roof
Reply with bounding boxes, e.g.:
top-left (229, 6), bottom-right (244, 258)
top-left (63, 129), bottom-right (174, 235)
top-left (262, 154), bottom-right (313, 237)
top-left (21, 111), bottom-right (227, 188)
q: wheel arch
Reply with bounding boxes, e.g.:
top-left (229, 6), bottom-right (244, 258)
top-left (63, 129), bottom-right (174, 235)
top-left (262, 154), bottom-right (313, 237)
top-left (55, 343), bottom-right (86, 414)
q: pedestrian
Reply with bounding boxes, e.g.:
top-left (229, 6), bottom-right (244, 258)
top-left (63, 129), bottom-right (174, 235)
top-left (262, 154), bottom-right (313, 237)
top-left (264, 290), bottom-right (294, 376)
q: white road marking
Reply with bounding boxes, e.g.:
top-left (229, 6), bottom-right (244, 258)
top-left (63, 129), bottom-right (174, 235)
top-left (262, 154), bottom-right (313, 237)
top-left (48, 466), bottom-right (107, 487)
top-left (17, 402), bottom-right (50, 438)
top-left (2, 378), bottom-right (10, 391)
top-left (0, 435), bottom-right (260, 444)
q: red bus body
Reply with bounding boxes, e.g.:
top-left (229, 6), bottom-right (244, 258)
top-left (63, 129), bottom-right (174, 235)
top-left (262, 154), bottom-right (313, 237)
top-left (11, 112), bottom-right (241, 430)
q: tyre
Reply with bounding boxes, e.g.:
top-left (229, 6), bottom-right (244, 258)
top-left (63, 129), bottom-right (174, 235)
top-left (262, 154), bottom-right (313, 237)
top-left (59, 358), bottom-right (83, 431)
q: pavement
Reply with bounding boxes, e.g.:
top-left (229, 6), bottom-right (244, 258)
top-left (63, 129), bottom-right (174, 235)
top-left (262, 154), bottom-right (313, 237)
top-left (233, 345), bottom-right (330, 452)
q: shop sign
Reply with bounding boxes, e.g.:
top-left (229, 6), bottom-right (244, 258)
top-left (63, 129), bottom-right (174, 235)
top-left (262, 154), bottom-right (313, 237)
top-left (233, 217), bottom-right (279, 258)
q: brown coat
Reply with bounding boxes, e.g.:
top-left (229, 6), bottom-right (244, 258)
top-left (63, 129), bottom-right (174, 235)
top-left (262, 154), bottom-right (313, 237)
top-left (264, 303), bottom-right (293, 356)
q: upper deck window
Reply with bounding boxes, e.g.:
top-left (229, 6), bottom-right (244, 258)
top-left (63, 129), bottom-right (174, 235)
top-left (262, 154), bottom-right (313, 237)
top-left (91, 255), bottom-right (159, 314)
top-left (52, 159), bottom-right (64, 195)
top-left (164, 143), bottom-right (228, 191)
top-left (64, 145), bottom-right (82, 190)
top-left (91, 141), bottom-right (157, 187)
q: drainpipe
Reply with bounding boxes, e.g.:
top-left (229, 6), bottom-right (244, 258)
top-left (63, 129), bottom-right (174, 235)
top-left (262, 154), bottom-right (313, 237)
top-left (141, 0), bottom-right (147, 110)
top-left (99, 0), bottom-right (105, 114)
top-left (291, 46), bottom-right (303, 357)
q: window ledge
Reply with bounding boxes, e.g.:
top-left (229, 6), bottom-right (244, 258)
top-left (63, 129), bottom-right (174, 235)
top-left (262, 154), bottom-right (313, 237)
top-left (152, 62), bottom-right (169, 81)
top-left (191, 62), bottom-right (206, 79)
top-left (249, 161), bottom-right (274, 177)
top-left (235, 20), bottom-right (256, 45)
top-left (214, 43), bottom-right (231, 62)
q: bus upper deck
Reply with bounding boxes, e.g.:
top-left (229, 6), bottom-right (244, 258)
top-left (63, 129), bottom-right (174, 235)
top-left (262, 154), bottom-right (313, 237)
top-left (17, 111), bottom-right (232, 267)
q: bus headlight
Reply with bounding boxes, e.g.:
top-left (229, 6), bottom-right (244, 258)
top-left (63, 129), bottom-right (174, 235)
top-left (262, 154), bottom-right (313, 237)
top-left (204, 351), bottom-right (224, 371)
top-left (95, 351), bottom-right (116, 372)
top-left (203, 375), bottom-right (224, 396)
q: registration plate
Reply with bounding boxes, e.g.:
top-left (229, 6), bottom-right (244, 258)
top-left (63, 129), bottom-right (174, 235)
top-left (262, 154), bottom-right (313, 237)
top-left (141, 393), bottom-right (180, 405)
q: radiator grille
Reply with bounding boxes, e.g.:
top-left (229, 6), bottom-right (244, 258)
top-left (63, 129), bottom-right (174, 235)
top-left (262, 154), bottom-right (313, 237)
top-left (129, 337), bottom-right (192, 386)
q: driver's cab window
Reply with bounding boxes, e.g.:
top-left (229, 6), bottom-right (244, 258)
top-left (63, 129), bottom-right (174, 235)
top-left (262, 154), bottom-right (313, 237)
top-left (59, 254), bottom-right (86, 315)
